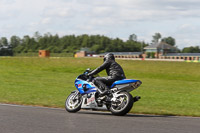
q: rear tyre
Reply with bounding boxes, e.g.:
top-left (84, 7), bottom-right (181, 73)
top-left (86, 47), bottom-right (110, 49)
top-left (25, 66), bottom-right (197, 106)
top-left (65, 92), bottom-right (82, 113)
top-left (110, 91), bottom-right (134, 116)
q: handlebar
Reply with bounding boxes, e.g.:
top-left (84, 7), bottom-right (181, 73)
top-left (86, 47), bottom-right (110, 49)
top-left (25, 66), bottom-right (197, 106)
top-left (77, 68), bottom-right (95, 82)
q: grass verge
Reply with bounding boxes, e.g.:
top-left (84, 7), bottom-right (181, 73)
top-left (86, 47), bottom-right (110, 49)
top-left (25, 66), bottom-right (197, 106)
top-left (0, 57), bottom-right (200, 116)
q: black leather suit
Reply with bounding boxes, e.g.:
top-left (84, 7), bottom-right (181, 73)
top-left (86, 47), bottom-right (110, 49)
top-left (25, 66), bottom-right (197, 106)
top-left (88, 53), bottom-right (126, 93)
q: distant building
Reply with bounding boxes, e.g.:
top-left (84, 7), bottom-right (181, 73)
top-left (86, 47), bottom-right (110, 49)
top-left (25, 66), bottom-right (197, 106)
top-left (39, 50), bottom-right (50, 57)
top-left (161, 53), bottom-right (200, 61)
top-left (144, 42), bottom-right (177, 58)
top-left (75, 43), bottom-right (200, 61)
top-left (98, 52), bottom-right (143, 59)
top-left (143, 42), bottom-right (200, 61)
top-left (75, 48), bottom-right (95, 57)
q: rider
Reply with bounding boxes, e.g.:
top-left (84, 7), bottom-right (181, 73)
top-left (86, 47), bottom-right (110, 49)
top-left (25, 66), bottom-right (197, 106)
top-left (87, 53), bottom-right (126, 96)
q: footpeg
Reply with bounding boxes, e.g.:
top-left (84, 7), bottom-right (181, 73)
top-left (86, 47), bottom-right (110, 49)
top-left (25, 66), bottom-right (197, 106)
top-left (133, 96), bottom-right (141, 102)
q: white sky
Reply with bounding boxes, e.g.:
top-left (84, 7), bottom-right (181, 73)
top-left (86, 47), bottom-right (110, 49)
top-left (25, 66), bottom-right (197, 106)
top-left (1, 0), bottom-right (200, 49)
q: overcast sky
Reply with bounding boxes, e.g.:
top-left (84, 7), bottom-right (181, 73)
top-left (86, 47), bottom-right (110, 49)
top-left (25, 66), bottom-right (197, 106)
top-left (1, 0), bottom-right (200, 49)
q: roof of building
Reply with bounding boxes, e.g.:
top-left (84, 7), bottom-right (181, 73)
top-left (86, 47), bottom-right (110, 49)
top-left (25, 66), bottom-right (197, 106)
top-left (77, 47), bottom-right (95, 54)
top-left (144, 42), bottom-right (177, 50)
top-left (164, 53), bottom-right (200, 56)
top-left (99, 52), bottom-right (142, 56)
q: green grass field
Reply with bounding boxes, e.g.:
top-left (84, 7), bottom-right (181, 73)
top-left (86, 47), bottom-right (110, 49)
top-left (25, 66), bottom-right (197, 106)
top-left (0, 57), bottom-right (200, 116)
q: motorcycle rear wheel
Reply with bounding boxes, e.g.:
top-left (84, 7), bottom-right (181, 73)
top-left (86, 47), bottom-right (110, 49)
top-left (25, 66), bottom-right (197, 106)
top-left (65, 92), bottom-right (82, 113)
top-left (110, 91), bottom-right (134, 116)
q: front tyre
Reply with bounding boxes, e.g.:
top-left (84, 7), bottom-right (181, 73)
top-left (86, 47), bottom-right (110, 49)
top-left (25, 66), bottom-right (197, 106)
top-left (110, 91), bottom-right (134, 116)
top-left (65, 92), bottom-right (82, 113)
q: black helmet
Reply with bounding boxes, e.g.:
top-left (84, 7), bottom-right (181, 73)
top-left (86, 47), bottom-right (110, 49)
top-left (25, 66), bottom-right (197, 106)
top-left (104, 53), bottom-right (115, 62)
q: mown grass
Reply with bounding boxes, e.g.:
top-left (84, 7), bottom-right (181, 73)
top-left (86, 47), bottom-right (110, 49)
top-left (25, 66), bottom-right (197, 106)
top-left (0, 57), bottom-right (200, 116)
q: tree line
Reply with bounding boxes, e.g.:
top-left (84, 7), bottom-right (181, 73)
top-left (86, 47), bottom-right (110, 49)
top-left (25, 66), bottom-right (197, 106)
top-left (0, 32), bottom-right (147, 56)
top-left (182, 46), bottom-right (200, 53)
top-left (0, 32), bottom-right (199, 56)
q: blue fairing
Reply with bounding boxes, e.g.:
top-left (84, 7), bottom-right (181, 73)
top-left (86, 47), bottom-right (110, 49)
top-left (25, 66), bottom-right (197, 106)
top-left (75, 78), bottom-right (96, 94)
top-left (110, 79), bottom-right (140, 88)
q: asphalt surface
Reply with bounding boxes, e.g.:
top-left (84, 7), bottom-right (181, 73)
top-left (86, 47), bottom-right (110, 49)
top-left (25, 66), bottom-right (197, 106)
top-left (1, 104), bottom-right (200, 133)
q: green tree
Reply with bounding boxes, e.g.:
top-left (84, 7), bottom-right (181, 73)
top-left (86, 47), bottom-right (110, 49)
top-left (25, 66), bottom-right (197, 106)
top-left (34, 31), bottom-right (42, 42)
top-left (81, 34), bottom-right (89, 47)
top-left (129, 34), bottom-right (137, 41)
top-left (182, 46), bottom-right (200, 53)
top-left (0, 37), bottom-right (13, 56)
top-left (152, 33), bottom-right (162, 44)
top-left (161, 36), bottom-right (176, 46)
top-left (10, 36), bottom-right (21, 48)
top-left (0, 37), bottom-right (8, 46)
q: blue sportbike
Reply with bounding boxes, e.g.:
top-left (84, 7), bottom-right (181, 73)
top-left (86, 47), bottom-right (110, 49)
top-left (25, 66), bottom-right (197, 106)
top-left (65, 69), bottom-right (142, 116)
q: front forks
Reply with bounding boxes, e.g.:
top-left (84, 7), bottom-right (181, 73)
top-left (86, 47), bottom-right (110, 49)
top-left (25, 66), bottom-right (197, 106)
top-left (71, 90), bottom-right (79, 101)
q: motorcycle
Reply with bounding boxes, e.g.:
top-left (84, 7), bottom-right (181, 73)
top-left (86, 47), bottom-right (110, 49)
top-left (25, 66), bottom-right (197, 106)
top-left (65, 69), bottom-right (142, 116)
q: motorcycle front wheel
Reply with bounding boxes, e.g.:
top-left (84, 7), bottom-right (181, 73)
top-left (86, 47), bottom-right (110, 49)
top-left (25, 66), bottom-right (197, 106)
top-left (65, 92), bottom-right (82, 113)
top-left (110, 91), bottom-right (134, 116)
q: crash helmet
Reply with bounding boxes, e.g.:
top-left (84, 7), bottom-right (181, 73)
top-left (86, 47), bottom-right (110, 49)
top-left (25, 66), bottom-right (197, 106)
top-left (104, 53), bottom-right (115, 62)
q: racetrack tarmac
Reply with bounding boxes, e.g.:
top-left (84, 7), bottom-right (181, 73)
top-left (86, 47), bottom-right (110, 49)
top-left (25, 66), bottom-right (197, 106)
top-left (1, 103), bottom-right (200, 133)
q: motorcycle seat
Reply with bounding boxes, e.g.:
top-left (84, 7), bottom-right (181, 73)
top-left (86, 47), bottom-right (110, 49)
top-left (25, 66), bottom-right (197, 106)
top-left (110, 79), bottom-right (140, 88)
